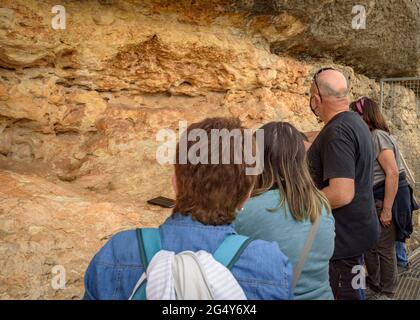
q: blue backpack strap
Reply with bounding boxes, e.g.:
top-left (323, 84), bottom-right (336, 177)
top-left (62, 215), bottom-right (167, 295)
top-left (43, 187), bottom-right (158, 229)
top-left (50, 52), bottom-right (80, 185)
top-left (136, 228), bottom-right (162, 269)
top-left (130, 279), bottom-right (147, 300)
top-left (131, 228), bottom-right (161, 300)
top-left (213, 235), bottom-right (252, 270)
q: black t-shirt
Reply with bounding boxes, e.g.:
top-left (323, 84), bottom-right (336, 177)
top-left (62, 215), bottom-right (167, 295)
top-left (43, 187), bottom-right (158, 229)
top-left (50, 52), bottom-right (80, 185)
top-left (308, 111), bottom-right (379, 260)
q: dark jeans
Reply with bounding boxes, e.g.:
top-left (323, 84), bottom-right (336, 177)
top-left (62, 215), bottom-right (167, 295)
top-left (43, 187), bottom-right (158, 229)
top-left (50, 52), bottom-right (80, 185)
top-left (364, 197), bottom-right (397, 296)
top-left (329, 256), bottom-right (366, 300)
top-left (364, 221), bottom-right (397, 296)
top-left (396, 241), bottom-right (409, 267)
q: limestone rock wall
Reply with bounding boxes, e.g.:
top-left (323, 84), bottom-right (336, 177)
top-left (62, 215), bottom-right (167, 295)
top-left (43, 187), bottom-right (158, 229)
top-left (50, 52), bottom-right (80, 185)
top-left (0, 0), bottom-right (418, 299)
top-left (381, 83), bottom-right (420, 186)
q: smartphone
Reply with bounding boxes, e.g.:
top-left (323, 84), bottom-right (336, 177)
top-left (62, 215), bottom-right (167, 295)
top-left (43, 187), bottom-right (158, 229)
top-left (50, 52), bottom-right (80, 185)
top-left (147, 196), bottom-right (175, 208)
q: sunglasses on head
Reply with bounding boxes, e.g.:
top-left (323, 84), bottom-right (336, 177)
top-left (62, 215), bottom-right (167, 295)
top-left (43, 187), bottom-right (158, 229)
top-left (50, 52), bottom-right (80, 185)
top-left (313, 67), bottom-right (336, 82)
top-left (309, 67), bottom-right (336, 116)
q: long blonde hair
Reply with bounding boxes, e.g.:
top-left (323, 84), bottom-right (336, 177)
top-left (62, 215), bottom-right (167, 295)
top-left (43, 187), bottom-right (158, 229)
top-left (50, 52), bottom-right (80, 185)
top-left (253, 122), bottom-right (331, 222)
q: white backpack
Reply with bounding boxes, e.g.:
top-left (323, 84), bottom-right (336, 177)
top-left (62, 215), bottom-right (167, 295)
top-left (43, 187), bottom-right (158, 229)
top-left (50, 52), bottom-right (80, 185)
top-left (129, 228), bottom-right (251, 300)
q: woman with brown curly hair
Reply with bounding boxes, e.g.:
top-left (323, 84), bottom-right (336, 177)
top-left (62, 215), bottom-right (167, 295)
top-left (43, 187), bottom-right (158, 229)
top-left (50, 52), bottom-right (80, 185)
top-left (84, 117), bottom-right (293, 300)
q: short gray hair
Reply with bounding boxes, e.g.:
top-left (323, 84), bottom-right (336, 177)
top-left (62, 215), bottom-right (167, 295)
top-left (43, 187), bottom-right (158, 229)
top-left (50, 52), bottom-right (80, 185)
top-left (317, 79), bottom-right (349, 98)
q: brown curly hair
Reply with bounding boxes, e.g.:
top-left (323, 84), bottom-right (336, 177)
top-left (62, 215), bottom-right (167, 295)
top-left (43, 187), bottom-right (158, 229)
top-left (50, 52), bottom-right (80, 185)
top-left (173, 117), bottom-right (256, 225)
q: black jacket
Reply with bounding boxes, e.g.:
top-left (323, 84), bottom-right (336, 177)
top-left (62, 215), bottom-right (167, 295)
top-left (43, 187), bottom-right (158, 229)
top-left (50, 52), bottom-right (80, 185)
top-left (373, 172), bottom-right (419, 242)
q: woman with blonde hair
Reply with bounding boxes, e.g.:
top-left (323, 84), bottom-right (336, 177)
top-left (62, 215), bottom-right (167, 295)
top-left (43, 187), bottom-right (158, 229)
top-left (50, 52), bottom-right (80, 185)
top-left (234, 122), bottom-right (335, 300)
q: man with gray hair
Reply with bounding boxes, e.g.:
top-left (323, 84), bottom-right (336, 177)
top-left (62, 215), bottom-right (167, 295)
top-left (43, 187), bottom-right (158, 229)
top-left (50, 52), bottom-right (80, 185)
top-left (307, 68), bottom-right (379, 300)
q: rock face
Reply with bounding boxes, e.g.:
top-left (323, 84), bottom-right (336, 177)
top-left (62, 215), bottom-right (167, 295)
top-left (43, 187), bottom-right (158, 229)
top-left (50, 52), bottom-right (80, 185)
top-left (0, 0), bottom-right (418, 299)
top-left (248, 0), bottom-right (420, 77)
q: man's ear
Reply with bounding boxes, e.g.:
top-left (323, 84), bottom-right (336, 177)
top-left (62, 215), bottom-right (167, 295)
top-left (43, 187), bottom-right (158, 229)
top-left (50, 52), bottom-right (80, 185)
top-left (171, 175), bottom-right (178, 195)
top-left (314, 94), bottom-right (322, 108)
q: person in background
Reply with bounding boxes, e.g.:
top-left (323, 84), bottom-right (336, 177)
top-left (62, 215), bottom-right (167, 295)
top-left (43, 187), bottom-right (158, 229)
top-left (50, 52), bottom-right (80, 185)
top-left (350, 97), bottom-right (419, 299)
top-left (299, 131), bottom-right (312, 151)
top-left (83, 117), bottom-right (293, 300)
top-left (234, 122), bottom-right (335, 300)
top-left (307, 67), bottom-right (379, 300)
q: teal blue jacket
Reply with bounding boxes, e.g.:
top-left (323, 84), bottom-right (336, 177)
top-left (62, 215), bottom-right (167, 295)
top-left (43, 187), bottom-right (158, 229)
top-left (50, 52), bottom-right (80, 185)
top-left (234, 189), bottom-right (335, 300)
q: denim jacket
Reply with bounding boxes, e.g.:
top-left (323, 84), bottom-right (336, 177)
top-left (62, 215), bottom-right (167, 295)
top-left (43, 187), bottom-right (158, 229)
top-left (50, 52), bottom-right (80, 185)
top-left (83, 213), bottom-right (293, 300)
